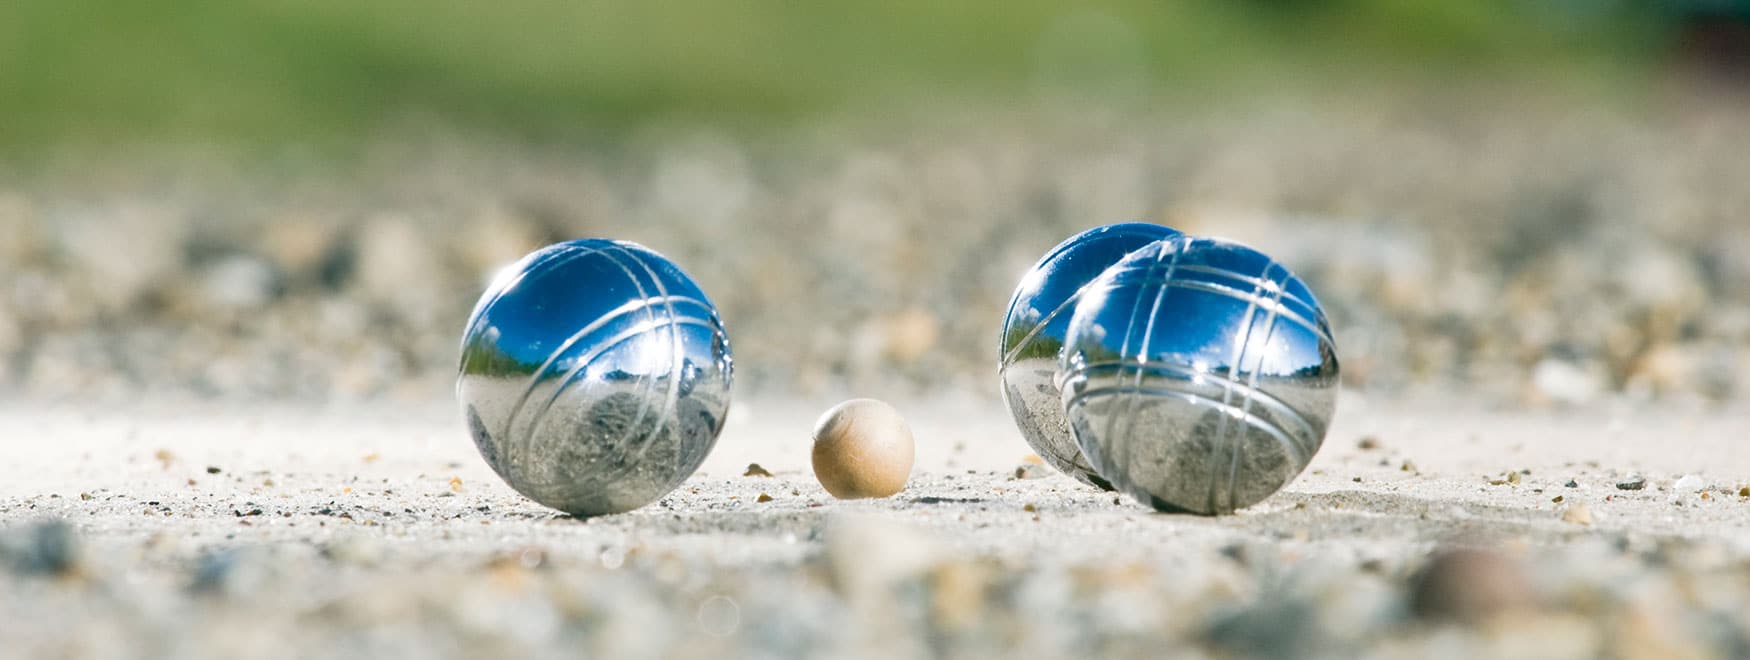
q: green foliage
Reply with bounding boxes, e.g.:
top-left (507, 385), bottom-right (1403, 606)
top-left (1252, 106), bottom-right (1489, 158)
top-left (0, 1), bottom-right (1669, 151)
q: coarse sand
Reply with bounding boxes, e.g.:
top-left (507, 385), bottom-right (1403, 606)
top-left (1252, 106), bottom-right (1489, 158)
top-left (3, 393), bottom-right (1749, 658)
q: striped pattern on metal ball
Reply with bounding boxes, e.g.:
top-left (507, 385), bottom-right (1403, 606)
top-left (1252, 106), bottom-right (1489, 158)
top-left (1059, 236), bottom-right (1338, 514)
top-left (998, 223), bottom-right (1181, 489)
top-left (458, 239), bottom-right (732, 516)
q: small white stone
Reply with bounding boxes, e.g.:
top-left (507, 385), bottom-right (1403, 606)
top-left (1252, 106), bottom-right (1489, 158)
top-left (200, 254), bottom-right (278, 310)
top-left (1673, 474), bottom-right (1704, 492)
top-left (1531, 358), bottom-right (1604, 406)
top-left (354, 214), bottom-right (442, 320)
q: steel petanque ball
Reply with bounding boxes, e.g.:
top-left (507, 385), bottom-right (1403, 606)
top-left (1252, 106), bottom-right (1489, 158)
top-left (1059, 235), bottom-right (1338, 514)
top-left (457, 239), bottom-right (733, 516)
top-left (999, 222), bottom-right (1181, 488)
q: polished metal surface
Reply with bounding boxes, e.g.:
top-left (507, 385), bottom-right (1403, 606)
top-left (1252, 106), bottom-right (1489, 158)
top-left (1059, 236), bottom-right (1338, 514)
top-left (457, 239), bottom-right (733, 516)
top-left (999, 223), bottom-right (1181, 488)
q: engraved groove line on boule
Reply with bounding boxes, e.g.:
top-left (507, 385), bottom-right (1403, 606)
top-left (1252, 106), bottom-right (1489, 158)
top-left (501, 294), bottom-right (714, 456)
top-left (1063, 360), bottom-right (1319, 454)
top-left (588, 245), bottom-right (664, 484)
top-left (1001, 225), bottom-right (1183, 365)
top-left (1099, 276), bottom-right (1333, 349)
top-left (1117, 244), bottom-right (1182, 504)
top-left (1101, 245), bottom-right (1169, 504)
top-left (1063, 385), bottom-right (1306, 471)
top-left (1227, 262), bottom-right (1289, 513)
top-left (572, 243), bottom-right (716, 490)
top-left (508, 244), bottom-right (655, 488)
top-left (613, 244), bottom-right (689, 480)
top-left (459, 244), bottom-right (587, 364)
top-left (1000, 290), bottom-right (1085, 367)
top-left (513, 316), bottom-right (722, 492)
top-left (1167, 262), bottom-right (1318, 311)
top-left (502, 243), bottom-right (663, 483)
top-left (1205, 261), bottom-right (1267, 513)
top-left (495, 244), bottom-right (620, 468)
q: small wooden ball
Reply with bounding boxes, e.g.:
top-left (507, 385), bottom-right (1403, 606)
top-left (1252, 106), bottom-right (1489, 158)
top-left (811, 398), bottom-right (915, 499)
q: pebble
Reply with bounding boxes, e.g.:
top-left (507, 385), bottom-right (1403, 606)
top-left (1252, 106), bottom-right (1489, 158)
top-left (55, 205), bottom-right (183, 312)
top-left (743, 463), bottom-right (774, 478)
top-left (198, 254), bottom-right (278, 310)
top-left (188, 549), bottom-right (243, 594)
top-left (928, 560), bottom-right (994, 631)
top-left (1531, 358), bottom-right (1605, 406)
top-left (261, 214), bottom-right (341, 278)
top-left (455, 209), bottom-right (548, 282)
top-left (1672, 474), bottom-right (1703, 492)
top-left (1206, 599), bottom-right (1328, 658)
top-left (810, 399), bottom-right (914, 499)
top-left (353, 214), bottom-right (443, 319)
top-left (880, 308), bottom-right (940, 364)
top-left (1012, 463), bottom-right (1049, 480)
top-left (1617, 476), bottom-right (1647, 491)
top-left (3, 520), bottom-right (80, 577)
top-left (1409, 548), bottom-right (1535, 623)
top-left (1562, 503), bottom-right (1594, 526)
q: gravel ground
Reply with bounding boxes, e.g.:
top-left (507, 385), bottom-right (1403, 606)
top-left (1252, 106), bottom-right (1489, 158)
top-left (2, 99), bottom-right (1749, 405)
top-left (3, 97), bottom-right (1750, 657)
top-left (4, 394), bottom-right (1750, 659)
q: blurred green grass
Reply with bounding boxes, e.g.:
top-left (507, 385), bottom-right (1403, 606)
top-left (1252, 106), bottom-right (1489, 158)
top-left (0, 1), bottom-right (1669, 153)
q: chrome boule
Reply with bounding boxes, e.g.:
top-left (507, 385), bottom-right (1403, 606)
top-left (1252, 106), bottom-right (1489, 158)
top-left (1059, 235), bottom-right (1338, 514)
top-left (457, 239), bottom-right (733, 516)
top-left (999, 223), bottom-right (1182, 488)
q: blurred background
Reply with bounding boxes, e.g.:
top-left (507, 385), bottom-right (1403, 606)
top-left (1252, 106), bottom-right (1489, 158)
top-left (2, 0), bottom-right (1748, 407)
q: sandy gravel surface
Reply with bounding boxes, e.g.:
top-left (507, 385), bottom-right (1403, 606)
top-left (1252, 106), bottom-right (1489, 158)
top-left (5, 103), bottom-right (1750, 408)
top-left (4, 394), bottom-right (1749, 658)
top-left (6, 109), bottom-right (1748, 657)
